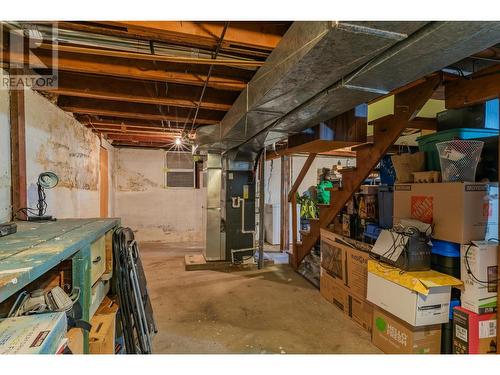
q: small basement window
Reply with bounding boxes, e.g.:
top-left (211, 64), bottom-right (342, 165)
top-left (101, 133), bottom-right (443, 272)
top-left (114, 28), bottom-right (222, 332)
top-left (165, 152), bottom-right (194, 188)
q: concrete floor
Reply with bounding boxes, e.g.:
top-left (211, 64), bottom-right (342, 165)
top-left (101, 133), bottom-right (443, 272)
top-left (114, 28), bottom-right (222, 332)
top-left (140, 241), bottom-right (381, 354)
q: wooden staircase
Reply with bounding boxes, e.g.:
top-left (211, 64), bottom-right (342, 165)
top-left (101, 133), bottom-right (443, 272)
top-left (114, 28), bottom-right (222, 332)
top-left (290, 74), bottom-right (441, 269)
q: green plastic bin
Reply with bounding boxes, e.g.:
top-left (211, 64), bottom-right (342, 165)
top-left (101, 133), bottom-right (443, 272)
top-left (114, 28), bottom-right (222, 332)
top-left (417, 128), bottom-right (499, 171)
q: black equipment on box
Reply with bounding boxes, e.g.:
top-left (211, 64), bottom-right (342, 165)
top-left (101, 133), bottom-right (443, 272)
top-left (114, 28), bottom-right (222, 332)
top-left (436, 100), bottom-right (499, 132)
top-left (370, 225), bottom-right (432, 271)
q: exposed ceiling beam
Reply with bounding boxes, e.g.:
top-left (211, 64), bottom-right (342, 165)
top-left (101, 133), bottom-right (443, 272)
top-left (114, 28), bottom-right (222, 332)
top-left (58, 97), bottom-right (222, 125)
top-left (106, 133), bottom-right (176, 144)
top-left (50, 72), bottom-right (233, 111)
top-left (445, 63), bottom-right (500, 108)
top-left (2, 48), bottom-right (248, 91)
top-left (53, 21), bottom-right (289, 59)
top-left (76, 116), bottom-right (186, 130)
top-left (39, 43), bottom-right (264, 68)
top-left (100, 21), bottom-right (286, 52)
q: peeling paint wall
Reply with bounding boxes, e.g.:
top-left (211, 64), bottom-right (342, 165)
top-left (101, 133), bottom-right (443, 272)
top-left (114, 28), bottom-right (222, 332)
top-left (0, 70), bottom-right (11, 223)
top-left (24, 89), bottom-right (102, 218)
top-left (114, 148), bottom-right (204, 242)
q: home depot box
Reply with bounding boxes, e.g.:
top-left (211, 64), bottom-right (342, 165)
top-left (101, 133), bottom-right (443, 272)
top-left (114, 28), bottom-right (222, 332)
top-left (320, 267), bottom-right (349, 314)
top-left (372, 307), bottom-right (441, 354)
top-left (367, 260), bottom-right (463, 326)
top-left (453, 306), bottom-right (497, 354)
top-left (0, 312), bottom-right (67, 354)
top-left (461, 241), bottom-right (498, 314)
top-left (393, 182), bottom-right (498, 244)
top-left (349, 294), bottom-right (373, 333)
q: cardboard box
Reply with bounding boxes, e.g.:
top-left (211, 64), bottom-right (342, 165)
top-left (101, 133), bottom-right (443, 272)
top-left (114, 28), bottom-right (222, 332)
top-left (320, 268), bottom-right (349, 314)
top-left (67, 328), bottom-right (84, 354)
top-left (461, 241), bottom-right (498, 314)
top-left (367, 260), bottom-right (462, 326)
top-left (393, 182), bottom-right (498, 244)
top-left (0, 312), bottom-right (67, 354)
top-left (320, 229), bottom-right (370, 298)
top-left (372, 307), bottom-right (441, 354)
top-left (349, 294), bottom-right (373, 333)
top-left (453, 306), bottom-right (497, 354)
top-left (320, 231), bottom-right (347, 283)
top-left (345, 242), bottom-right (370, 299)
top-left (89, 297), bottom-right (119, 354)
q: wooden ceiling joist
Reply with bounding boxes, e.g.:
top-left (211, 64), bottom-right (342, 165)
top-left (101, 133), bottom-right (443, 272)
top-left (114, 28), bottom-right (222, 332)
top-left (2, 48), bottom-right (248, 91)
top-left (58, 97), bottom-right (222, 125)
top-left (55, 21), bottom-right (289, 58)
top-left (51, 72), bottom-right (233, 111)
top-left (40, 43), bottom-right (264, 68)
top-left (76, 116), bottom-right (186, 131)
top-left (445, 63), bottom-right (500, 108)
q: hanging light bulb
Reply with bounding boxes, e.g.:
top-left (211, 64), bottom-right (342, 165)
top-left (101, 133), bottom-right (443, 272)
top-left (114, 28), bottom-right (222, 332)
top-left (174, 137), bottom-right (182, 146)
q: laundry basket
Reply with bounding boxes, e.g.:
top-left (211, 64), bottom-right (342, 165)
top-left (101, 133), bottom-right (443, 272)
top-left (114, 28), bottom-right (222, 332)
top-left (436, 140), bottom-right (484, 182)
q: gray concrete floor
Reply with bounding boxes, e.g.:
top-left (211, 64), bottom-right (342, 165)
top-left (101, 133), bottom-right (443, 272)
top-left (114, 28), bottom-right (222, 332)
top-left (140, 241), bottom-right (380, 354)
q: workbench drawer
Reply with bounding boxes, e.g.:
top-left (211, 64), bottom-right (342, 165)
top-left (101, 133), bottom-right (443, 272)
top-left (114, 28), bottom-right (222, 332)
top-left (90, 236), bottom-right (106, 285)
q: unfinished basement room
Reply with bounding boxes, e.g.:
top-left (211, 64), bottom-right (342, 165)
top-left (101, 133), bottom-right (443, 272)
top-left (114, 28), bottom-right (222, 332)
top-left (2, 2), bottom-right (500, 371)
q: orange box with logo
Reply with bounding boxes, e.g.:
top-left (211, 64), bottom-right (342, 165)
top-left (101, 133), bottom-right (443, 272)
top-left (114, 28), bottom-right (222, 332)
top-left (372, 307), bottom-right (441, 354)
top-left (393, 182), bottom-right (498, 244)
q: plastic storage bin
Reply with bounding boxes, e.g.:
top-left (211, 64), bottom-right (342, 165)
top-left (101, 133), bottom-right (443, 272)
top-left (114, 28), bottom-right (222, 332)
top-left (431, 239), bottom-right (460, 279)
top-left (417, 128), bottom-right (498, 171)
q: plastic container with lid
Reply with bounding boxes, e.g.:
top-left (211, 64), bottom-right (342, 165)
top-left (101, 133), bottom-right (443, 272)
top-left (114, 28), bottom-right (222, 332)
top-left (417, 128), bottom-right (498, 171)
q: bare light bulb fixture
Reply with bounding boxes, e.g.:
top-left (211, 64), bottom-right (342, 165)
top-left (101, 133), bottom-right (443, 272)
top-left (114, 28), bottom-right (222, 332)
top-left (174, 137), bottom-right (182, 146)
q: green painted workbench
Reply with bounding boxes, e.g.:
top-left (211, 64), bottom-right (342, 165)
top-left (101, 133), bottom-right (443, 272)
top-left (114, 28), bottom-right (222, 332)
top-left (0, 218), bottom-right (120, 353)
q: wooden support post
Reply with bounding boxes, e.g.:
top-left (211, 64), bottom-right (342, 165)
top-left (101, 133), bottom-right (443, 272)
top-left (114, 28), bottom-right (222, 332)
top-left (258, 149), bottom-right (265, 269)
top-left (287, 153), bottom-right (317, 268)
top-left (280, 155), bottom-right (290, 252)
top-left (9, 82), bottom-right (27, 220)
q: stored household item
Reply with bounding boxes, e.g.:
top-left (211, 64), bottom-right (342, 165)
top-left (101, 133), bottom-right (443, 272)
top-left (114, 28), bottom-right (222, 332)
top-left (431, 239), bottom-right (461, 279)
top-left (393, 182), bottom-right (498, 244)
top-left (89, 297), bottom-right (119, 354)
top-left (357, 193), bottom-right (377, 220)
top-left (391, 150), bottom-right (426, 183)
top-left (436, 140), bottom-right (484, 182)
top-left (372, 306), bottom-right (441, 354)
top-left (370, 226), bottom-right (432, 271)
top-left (436, 99), bottom-right (499, 132)
top-left (320, 268), bottom-right (349, 313)
top-left (363, 223), bottom-right (381, 244)
top-left (377, 185), bottom-right (393, 229)
top-left (367, 260), bottom-right (463, 326)
top-left (412, 171), bottom-right (441, 183)
top-left (475, 135), bottom-right (498, 181)
top-left (264, 204), bottom-right (280, 245)
top-left (441, 299), bottom-right (461, 354)
top-left (0, 222), bottom-right (17, 237)
top-left (379, 155), bottom-right (396, 186)
top-left (453, 306), bottom-right (497, 354)
top-left (460, 241), bottom-right (498, 314)
top-left (0, 312), bottom-right (67, 354)
top-left (320, 229), bottom-right (370, 299)
top-left (417, 128), bottom-right (498, 171)
top-left (113, 227), bottom-right (157, 354)
top-left (26, 171), bottom-right (59, 221)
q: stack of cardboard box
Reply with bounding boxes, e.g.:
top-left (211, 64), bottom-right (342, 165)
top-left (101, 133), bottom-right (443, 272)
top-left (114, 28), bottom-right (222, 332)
top-left (393, 182), bottom-right (498, 354)
top-left (320, 229), bottom-right (373, 334)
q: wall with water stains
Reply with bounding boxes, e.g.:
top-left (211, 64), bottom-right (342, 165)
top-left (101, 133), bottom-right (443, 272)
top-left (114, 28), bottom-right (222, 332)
top-left (0, 71), bottom-right (11, 223)
top-left (114, 148), bottom-right (204, 242)
top-left (24, 89), bottom-right (102, 218)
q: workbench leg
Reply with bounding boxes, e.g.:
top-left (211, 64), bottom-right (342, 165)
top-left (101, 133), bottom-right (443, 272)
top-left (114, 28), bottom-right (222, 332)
top-left (72, 246), bottom-right (91, 354)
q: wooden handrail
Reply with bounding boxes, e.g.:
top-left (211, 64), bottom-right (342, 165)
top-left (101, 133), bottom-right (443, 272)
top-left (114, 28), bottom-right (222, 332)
top-left (287, 153), bottom-right (317, 202)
